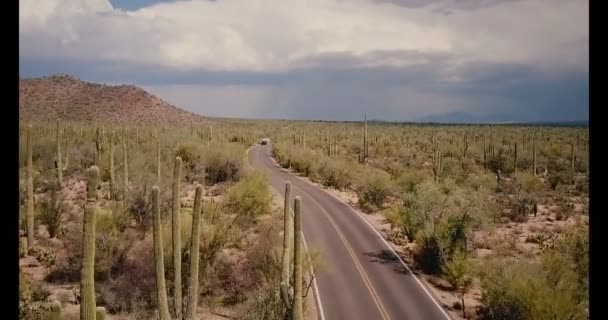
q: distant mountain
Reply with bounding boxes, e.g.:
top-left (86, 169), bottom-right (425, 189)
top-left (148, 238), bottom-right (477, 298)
top-left (19, 75), bottom-right (211, 126)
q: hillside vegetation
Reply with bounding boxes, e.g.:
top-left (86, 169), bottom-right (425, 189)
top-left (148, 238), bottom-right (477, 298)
top-left (19, 75), bottom-right (211, 126)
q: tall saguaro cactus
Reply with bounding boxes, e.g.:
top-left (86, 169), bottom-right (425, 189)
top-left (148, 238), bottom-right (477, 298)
top-left (56, 120), bottom-right (63, 185)
top-left (187, 184), bottom-right (204, 320)
top-left (514, 141), bottom-right (518, 174)
top-left (81, 166), bottom-right (99, 320)
top-left (157, 134), bottom-right (161, 183)
top-left (122, 132), bottom-right (129, 197)
top-left (109, 131), bottom-right (115, 200)
top-left (280, 182), bottom-right (293, 311)
top-left (172, 156), bottom-right (183, 319)
top-left (26, 124), bottom-right (35, 251)
top-left (570, 141), bottom-right (576, 170)
top-left (292, 196), bottom-right (304, 320)
top-left (152, 186), bottom-right (171, 320)
top-left (532, 135), bottom-right (537, 176)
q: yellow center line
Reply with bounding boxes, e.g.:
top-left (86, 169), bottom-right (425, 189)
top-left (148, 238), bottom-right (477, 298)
top-left (289, 182), bottom-right (392, 320)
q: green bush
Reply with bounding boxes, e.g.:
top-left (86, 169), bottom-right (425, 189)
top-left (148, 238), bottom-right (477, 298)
top-left (479, 223), bottom-right (588, 319)
top-left (203, 143), bottom-right (245, 184)
top-left (28, 246), bottom-right (56, 267)
top-left (317, 158), bottom-right (355, 190)
top-left (224, 172), bottom-right (272, 225)
top-left (356, 169), bottom-right (393, 210)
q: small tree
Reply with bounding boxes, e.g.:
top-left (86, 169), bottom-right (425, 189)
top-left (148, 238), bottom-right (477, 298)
top-left (443, 249), bottom-right (473, 318)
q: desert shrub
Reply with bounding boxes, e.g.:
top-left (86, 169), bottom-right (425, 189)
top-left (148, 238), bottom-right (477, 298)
top-left (19, 271), bottom-right (52, 320)
top-left (487, 150), bottom-right (513, 176)
top-left (356, 169), bottom-right (393, 210)
top-left (95, 211), bottom-right (135, 280)
top-left (203, 143), bottom-right (244, 184)
top-left (241, 285), bottom-right (286, 320)
top-left (224, 172), bottom-right (272, 226)
top-left (443, 250), bottom-right (473, 318)
top-left (46, 223), bottom-right (82, 283)
top-left (479, 256), bottom-right (585, 320)
top-left (413, 232), bottom-right (442, 274)
top-left (548, 170), bottom-right (574, 190)
top-left (126, 185), bottom-right (152, 228)
top-left (174, 141), bottom-right (207, 183)
top-left (28, 246), bottom-right (56, 267)
top-left (394, 168), bottom-right (426, 194)
top-left (97, 236), bottom-right (157, 315)
top-left (214, 253), bottom-right (259, 305)
top-left (316, 158), bottom-right (356, 190)
top-left (38, 185), bottom-right (66, 238)
top-left (513, 172), bottom-right (543, 193)
top-left (574, 174), bottom-right (589, 194)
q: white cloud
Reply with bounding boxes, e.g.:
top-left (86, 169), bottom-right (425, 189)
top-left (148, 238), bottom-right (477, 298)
top-left (19, 0), bottom-right (588, 73)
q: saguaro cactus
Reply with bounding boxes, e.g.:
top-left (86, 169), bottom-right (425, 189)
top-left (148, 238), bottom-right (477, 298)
top-left (187, 184), bottom-right (204, 320)
top-left (483, 134), bottom-right (487, 171)
top-left (433, 148), bottom-right (443, 183)
top-left (532, 136), bottom-right (537, 176)
top-left (570, 141), bottom-right (576, 170)
top-left (122, 132), bottom-right (129, 197)
top-left (514, 141), bottom-right (518, 174)
top-left (461, 133), bottom-right (469, 158)
top-left (292, 196), bottom-right (304, 320)
top-left (26, 125), bottom-right (35, 251)
top-left (280, 182), bottom-right (293, 311)
top-left (81, 166), bottom-right (99, 320)
top-left (157, 134), bottom-right (161, 183)
top-left (109, 131), bottom-right (115, 200)
top-left (152, 186), bottom-right (171, 320)
top-left (56, 120), bottom-right (63, 185)
top-left (95, 127), bottom-right (105, 165)
top-left (172, 156), bottom-right (183, 319)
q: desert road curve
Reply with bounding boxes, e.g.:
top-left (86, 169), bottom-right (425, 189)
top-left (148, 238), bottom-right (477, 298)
top-left (249, 144), bottom-right (453, 320)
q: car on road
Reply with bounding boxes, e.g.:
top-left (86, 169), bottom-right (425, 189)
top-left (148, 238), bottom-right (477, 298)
top-left (261, 138), bottom-right (270, 145)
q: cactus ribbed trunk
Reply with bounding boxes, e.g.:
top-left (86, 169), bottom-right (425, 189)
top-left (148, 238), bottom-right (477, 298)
top-left (292, 196), bottom-right (303, 320)
top-left (571, 142), bottom-right (575, 170)
top-left (152, 186), bottom-right (171, 320)
top-left (362, 114), bottom-right (368, 163)
top-left (122, 133), bottom-right (129, 197)
top-left (532, 136), bottom-right (537, 176)
top-left (187, 184), bottom-right (203, 320)
top-left (109, 132), bottom-right (115, 200)
top-left (483, 134), bottom-right (487, 171)
top-left (26, 125), bottom-right (34, 251)
top-left (514, 141), bottom-right (518, 174)
top-left (172, 157), bottom-right (183, 320)
top-left (81, 166), bottom-right (99, 320)
top-left (280, 182), bottom-right (293, 312)
top-left (157, 135), bottom-right (161, 183)
top-left (56, 120), bottom-right (63, 185)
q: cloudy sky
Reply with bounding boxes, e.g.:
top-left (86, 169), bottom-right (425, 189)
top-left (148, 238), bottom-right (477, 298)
top-left (19, 0), bottom-right (588, 122)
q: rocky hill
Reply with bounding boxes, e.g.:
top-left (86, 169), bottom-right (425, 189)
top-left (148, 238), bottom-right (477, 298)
top-left (19, 75), bottom-right (211, 126)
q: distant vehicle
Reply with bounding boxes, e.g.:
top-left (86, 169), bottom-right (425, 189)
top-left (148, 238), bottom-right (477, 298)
top-left (261, 138), bottom-right (270, 145)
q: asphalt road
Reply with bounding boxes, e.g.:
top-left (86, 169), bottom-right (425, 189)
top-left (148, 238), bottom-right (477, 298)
top-left (249, 144), bottom-right (453, 320)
